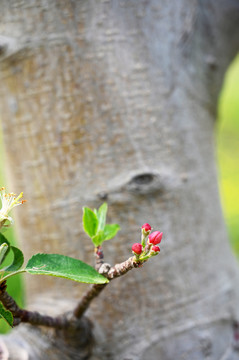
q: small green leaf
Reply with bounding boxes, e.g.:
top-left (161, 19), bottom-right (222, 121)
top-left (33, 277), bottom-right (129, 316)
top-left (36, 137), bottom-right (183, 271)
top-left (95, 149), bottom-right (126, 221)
top-left (3, 246), bottom-right (24, 272)
top-left (25, 254), bottom-right (109, 284)
top-left (0, 234), bottom-right (10, 247)
top-left (92, 230), bottom-right (105, 246)
top-left (103, 224), bottom-right (120, 241)
top-left (82, 207), bottom-right (98, 237)
top-left (0, 234), bottom-right (10, 263)
top-left (96, 203), bottom-right (108, 232)
top-left (0, 302), bottom-right (13, 327)
top-left (92, 224), bottom-right (120, 246)
top-left (0, 243), bottom-right (9, 265)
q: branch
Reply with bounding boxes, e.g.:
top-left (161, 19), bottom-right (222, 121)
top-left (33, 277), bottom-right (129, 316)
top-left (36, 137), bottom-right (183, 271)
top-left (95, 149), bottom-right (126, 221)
top-left (74, 256), bottom-right (143, 318)
top-left (107, 256), bottom-right (142, 279)
top-left (0, 281), bottom-right (69, 329)
top-left (94, 245), bottom-right (104, 271)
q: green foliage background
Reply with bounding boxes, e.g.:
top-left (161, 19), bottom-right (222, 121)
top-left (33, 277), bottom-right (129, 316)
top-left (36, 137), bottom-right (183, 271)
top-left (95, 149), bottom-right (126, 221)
top-left (217, 55), bottom-right (239, 256)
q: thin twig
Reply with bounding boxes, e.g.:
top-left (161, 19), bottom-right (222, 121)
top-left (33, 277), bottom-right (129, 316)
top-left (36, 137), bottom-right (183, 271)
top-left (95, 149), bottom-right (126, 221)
top-left (73, 283), bottom-right (106, 318)
top-left (107, 256), bottom-right (142, 279)
top-left (94, 246), bottom-right (104, 271)
top-left (74, 256), bottom-right (143, 318)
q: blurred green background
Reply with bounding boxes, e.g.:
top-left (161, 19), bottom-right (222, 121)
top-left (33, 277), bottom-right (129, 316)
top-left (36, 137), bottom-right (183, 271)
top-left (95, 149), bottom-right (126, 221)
top-left (217, 54), bottom-right (239, 256)
top-left (0, 55), bottom-right (238, 332)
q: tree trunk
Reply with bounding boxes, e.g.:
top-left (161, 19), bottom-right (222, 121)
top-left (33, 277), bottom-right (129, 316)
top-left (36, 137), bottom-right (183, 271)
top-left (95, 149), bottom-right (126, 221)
top-left (0, 1), bottom-right (239, 359)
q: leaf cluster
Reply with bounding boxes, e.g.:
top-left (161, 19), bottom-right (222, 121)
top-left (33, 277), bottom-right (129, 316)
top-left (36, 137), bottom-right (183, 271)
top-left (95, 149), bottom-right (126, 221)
top-left (83, 203), bottom-right (120, 246)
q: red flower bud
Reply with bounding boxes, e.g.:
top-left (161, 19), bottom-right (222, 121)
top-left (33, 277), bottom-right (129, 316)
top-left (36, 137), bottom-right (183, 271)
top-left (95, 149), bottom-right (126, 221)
top-left (132, 243), bottom-right (143, 255)
top-left (151, 245), bottom-right (160, 253)
top-left (148, 231), bottom-right (163, 245)
top-left (141, 223), bottom-right (151, 232)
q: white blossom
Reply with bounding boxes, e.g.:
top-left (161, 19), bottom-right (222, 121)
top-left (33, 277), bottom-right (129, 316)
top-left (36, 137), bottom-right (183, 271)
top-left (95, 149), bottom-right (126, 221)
top-left (0, 187), bottom-right (26, 230)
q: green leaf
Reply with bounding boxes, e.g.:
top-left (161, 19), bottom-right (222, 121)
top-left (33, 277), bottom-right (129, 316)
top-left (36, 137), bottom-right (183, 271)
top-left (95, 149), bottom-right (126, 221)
top-left (0, 234), bottom-right (10, 247)
top-left (96, 203), bottom-right (108, 232)
top-left (25, 254), bottom-right (109, 284)
top-left (92, 230), bottom-right (105, 246)
top-left (92, 224), bottom-right (120, 246)
top-left (0, 243), bottom-right (9, 265)
top-left (0, 234), bottom-right (10, 263)
top-left (103, 224), bottom-right (120, 241)
top-left (82, 207), bottom-right (98, 237)
top-left (0, 302), bottom-right (13, 327)
top-left (3, 246), bottom-right (24, 272)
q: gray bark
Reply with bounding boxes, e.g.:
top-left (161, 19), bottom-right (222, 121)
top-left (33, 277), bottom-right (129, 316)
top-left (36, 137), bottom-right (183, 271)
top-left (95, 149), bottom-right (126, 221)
top-left (0, 0), bottom-right (239, 359)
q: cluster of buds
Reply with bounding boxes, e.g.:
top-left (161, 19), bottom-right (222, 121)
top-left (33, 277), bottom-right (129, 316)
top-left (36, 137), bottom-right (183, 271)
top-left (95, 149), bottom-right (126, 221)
top-left (0, 187), bottom-right (26, 231)
top-left (131, 223), bottom-right (163, 262)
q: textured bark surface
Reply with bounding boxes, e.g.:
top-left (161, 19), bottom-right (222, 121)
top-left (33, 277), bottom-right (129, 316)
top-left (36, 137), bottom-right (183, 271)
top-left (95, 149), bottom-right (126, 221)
top-left (0, 0), bottom-right (239, 359)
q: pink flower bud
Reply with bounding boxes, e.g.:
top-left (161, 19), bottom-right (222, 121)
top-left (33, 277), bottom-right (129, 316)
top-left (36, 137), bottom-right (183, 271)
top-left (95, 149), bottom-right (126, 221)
top-left (141, 223), bottom-right (151, 232)
top-left (151, 245), bottom-right (160, 253)
top-left (132, 243), bottom-right (143, 255)
top-left (148, 231), bottom-right (163, 245)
